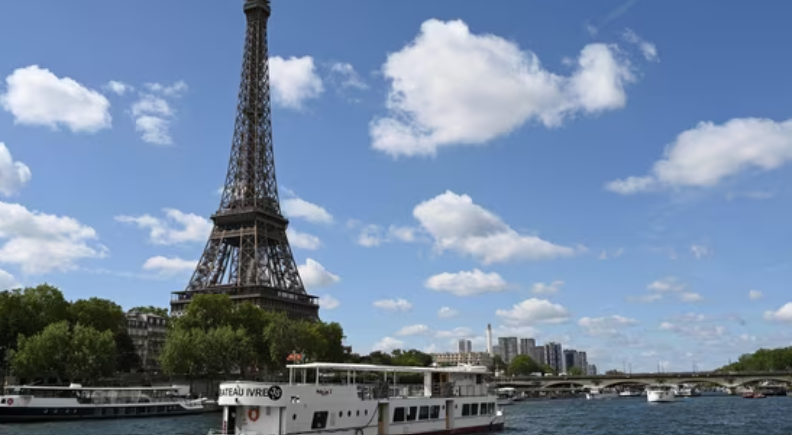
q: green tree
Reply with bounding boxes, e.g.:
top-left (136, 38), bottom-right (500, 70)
top-left (114, 329), bottom-right (140, 373)
top-left (490, 355), bottom-right (507, 373)
top-left (507, 355), bottom-right (541, 376)
top-left (129, 306), bottom-right (169, 317)
top-left (717, 347), bottom-right (792, 372)
top-left (175, 294), bottom-right (235, 331)
top-left (66, 324), bottom-right (116, 381)
top-left (203, 326), bottom-right (253, 382)
top-left (392, 349), bottom-right (433, 367)
top-left (0, 285), bottom-right (70, 350)
top-left (159, 328), bottom-right (206, 387)
top-left (69, 297), bottom-right (125, 333)
top-left (567, 366), bottom-right (583, 376)
top-left (11, 321), bottom-right (71, 381)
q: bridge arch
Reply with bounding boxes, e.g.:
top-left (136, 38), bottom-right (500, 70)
top-left (729, 377), bottom-right (792, 387)
top-left (541, 380), bottom-right (588, 389)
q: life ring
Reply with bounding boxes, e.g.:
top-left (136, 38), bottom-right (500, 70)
top-left (6, 398), bottom-right (12, 406)
top-left (248, 407), bottom-right (260, 422)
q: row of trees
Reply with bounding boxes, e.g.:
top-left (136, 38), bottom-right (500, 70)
top-left (158, 294), bottom-right (347, 385)
top-left (0, 284), bottom-right (163, 381)
top-left (717, 347), bottom-right (792, 372)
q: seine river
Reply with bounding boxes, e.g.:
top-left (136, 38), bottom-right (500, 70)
top-left (1, 395), bottom-right (791, 435)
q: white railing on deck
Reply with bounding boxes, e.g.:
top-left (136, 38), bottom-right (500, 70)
top-left (354, 383), bottom-right (493, 400)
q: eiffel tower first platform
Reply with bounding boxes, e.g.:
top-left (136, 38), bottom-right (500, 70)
top-left (170, 0), bottom-right (319, 321)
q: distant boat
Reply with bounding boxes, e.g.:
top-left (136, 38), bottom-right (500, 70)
top-left (586, 388), bottom-right (619, 400)
top-left (646, 385), bottom-right (676, 403)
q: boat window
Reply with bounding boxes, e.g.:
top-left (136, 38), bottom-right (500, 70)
top-left (338, 411), bottom-right (343, 418)
top-left (406, 406), bottom-right (417, 421)
top-left (356, 410), bottom-right (360, 416)
top-left (0, 399), bottom-right (4, 404)
top-left (393, 407), bottom-right (405, 422)
top-left (471, 403), bottom-right (479, 415)
top-left (418, 406), bottom-right (429, 420)
top-left (430, 405), bottom-right (440, 419)
top-left (489, 403), bottom-right (495, 414)
top-left (347, 411), bottom-right (351, 417)
top-left (461, 404), bottom-right (470, 416)
top-left (480, 403), bottom-right (488, 414)
top-left (311, 411), bottom-right (329, 429)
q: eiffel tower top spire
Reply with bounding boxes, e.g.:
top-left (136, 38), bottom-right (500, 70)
top-left (171, 0), bottom-right (319, 320)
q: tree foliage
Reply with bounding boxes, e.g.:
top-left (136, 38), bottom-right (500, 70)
top-left (10, 321), bottom-right (115, 382)
top-left (567, 366), bottom-right (584, 376)
top-left (130, 306), bottom-right (169, 317)
top-left (159, 295), bottom-right (348, 380)
top-left (717, 347), bottom-right (792, 372)
top-left (507, 355), bottom-right (541, 376)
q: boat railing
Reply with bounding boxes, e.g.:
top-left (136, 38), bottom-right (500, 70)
top-left (353, 383), bottom-right (491, 400)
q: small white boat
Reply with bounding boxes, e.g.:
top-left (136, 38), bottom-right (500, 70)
top-left (496, 387), bottom-right (515, 406)
top-left (586, 388), bottom-right (619, 400)
top-left (675, 384), bottom-right (700, 397)
top-left (619, 390), bottom-right (642, 397)
top-left (646, 385), bottom-right (676, 403)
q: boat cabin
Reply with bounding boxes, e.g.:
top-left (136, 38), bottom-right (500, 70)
top-left (214, 362), bottom-right (505, 435)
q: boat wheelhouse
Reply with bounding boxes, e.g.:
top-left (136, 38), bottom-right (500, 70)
top-left (0, 383), bottom-right (210, 423)
top-left (213, 362), bottom-right (506, 435)
top-left (646, 385), bottom-right (676, 403)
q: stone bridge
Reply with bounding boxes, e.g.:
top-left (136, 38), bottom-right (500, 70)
top-left (493, 371), bottom-right (792, 389)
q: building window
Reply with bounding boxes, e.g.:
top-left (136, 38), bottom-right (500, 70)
top-left (393, 407), bottom-right (405, 423)
top-left (311, 411), bottom-right (329, 429)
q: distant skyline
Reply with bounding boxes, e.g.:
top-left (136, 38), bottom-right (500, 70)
top-left (1, 0), bottom-right (792, 373)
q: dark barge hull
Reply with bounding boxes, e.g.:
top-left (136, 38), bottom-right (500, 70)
top-left (0, 404), bottom-right (218, 423)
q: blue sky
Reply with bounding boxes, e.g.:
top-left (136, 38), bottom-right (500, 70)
top-left (1, 0), bottom-right (792, 373)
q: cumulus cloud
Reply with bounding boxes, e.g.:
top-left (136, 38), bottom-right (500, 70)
top-left (129, 81), bottom-right (187, 145)
top-left (578, 315), bottom-right (638, 337)
top-left (319, 294), bottom-right (340, 310)
top-left (281, 193), bottom-right (334, 225)
top-left (531, 280), bottom-right (564, 295)
top-left (606, 118), bottom-right (792, 194)
top-left (286, 227), bottom-right (322, 250)
top-left (297, 258), bottom-right (340, 290)
top-left (355, 224), bottom-right (420, 247)
top-left (373, 337), bottom-right (404, 352)
top-left (115, 208), bottom-right (212, 245)
top-left (373, 298), bottom-right (413, 312)
top-left (0, 269), bottom-right (20, 290)
top-left (495, 298), bottom-right (571, 326)
top-left (0, 201), bottom-right (107, 274)
top-left (425, 269), bottom-right (508, 296)
top-left (370, 19), bottom-right (642, 157)
top-left (413, 191), bottom-right (582, 264)
top-left (142, 256), bottom-right (197, 277)
top-left (622, 29), bottom-right (658, 61)
top-left (269, 56), bottom-right (324, 109)
top-left (0, 65), bottom-right (111, 133)
top-left (438, 307), bottom-right (459, 318)
top-left (105, 80), bottom-right (133, 96)
top-left (764, 303), bottom-right (792, 323)
top-left (328, 63), bottom-right (368, 90)
top-left (0, 143), bottom-right (31, 197)
top-left (396, 324), bottom-right (431, 336)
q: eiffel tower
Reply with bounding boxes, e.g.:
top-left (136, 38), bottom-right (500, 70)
top-left (170, 0), bottom-right (319, 320)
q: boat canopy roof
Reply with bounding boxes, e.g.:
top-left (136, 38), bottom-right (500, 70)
top-left (6, 385), bottom-right (186, 391)
top-left (287, 362), bottom-right (490, 375)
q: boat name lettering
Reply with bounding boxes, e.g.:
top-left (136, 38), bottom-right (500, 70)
top-left (316, 388), bottom-right (332, 396)
top-left (219, 387), bottom-right (277, 398)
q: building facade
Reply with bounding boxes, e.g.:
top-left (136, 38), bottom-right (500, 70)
top-left (126, 311), bottom-right (168, 372)
top-left (497, 337), bottom-right (518, 363)
top-left (457, 339), bottom-right (472, 353)
top-left (518, 338), bottom-right (535, 356)
top-left (432, 352), bottom-right (493, 367)
top-left (544, 342), bottom-right (564, 373)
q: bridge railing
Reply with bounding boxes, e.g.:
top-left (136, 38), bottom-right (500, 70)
top-left (493, 370), bottom-right (792, 382)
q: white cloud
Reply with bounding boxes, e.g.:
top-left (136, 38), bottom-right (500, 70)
top-left (764, 303), bottom-right (792, 323)
top-left (370, 19), bottom-right (640, 158)
top-left (0, 143), bottom-right (31, 197)
top-left (329, 63), bottom-right (368, 89)
top-left (281, 196), bottom-right (334, 225)
top-left (647, 277), bottom-right (685, 293)
top-left (495, 298), bottom-right (570, 326)
top-left (129, 82), bottom-right (187, 145)
top-left (435, 327), bottom-right (476, 339)
top-left (437, 307), bottom-right (459, 318)
top-left (531, 280), bottom-right (564, 295)
top-left (286, 227), bottom-right (321, 250)
top-left (606, 117), bottom-right (792, 194)
top-left (425, 269), bottom-right (508, 297)
top-left (680, 292), bottom-right (704, 303)
top-left (413, 191), bottom-right (582, 264)
top-left (142, 256), bottom-right (196, 277)
top-left (355, 224), bottom-right (420, 247)
top-left (115, 208), bottom-right (212, 245)
top-left (622, 29), bottom-right (658, 62)
top-left (659, 322), bottom-right (729, 343)
top-left (319, 294), bottom-right (340, 310)
top-left (0, 268), bottom-right (19, 290)
top-left (297, 258), bottom-right (340, 290)
top-left (372, 337), bottom-right (404, 352)
top-left (578, 315), bottom-right (638, 337)
top-left (0, 65), bottom-right (111, 133)
top-left (691, 244), bottom-right (710, 259)
top-left (628, 294), bottom-right (662, 303)
top-left (0, 201), bottom-right (106, 274)
top-left (748, 290), bottom-right (763, 300)
top-left (269, 56), bottom-right (324, 109)
top-left (373, 298), bottom-right (413, 312)
top-left (396, 324), bottom-right (430, 336)
top-left (105, 80), bottom-right (133, 96)
top-left (598, 247), bottom-right (624, 260)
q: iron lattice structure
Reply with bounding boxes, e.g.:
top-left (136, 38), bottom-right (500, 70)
top-left (171, 0), bottom-right (319, 320)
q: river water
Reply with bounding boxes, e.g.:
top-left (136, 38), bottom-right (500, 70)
top-left (1, 395), bottom-right (790, 435)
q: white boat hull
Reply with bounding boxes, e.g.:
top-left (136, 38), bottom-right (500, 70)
top-left (647, 390), bottom-right (676, 403)
top-left (496, 398), bottom-right (514, 406)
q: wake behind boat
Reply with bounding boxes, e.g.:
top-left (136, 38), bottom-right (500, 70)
top-left (210, 362), bottom-right (506, 435)
top-left (0, 383), bottom-right (211, 423)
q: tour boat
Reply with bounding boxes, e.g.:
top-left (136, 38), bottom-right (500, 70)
top-left (0, 383), bottom-right (211, 422)
top-left (646, 385), bottom-right (676, 403)
top-left (210, 362), bottom-right (506, 435)
top-left (674, 384), bottom-right (701, 397)
top-left (496, 387), bottom-right (515, 406)
top-left (585, 387), bottom-right (619, 400)
top-left (618, 390), bottom-right (642, 397)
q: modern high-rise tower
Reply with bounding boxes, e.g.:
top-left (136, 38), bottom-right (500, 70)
top-left (486, 324), bottom-right (494, 356)
top-left (170, 0), bottom-right (319, 320)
